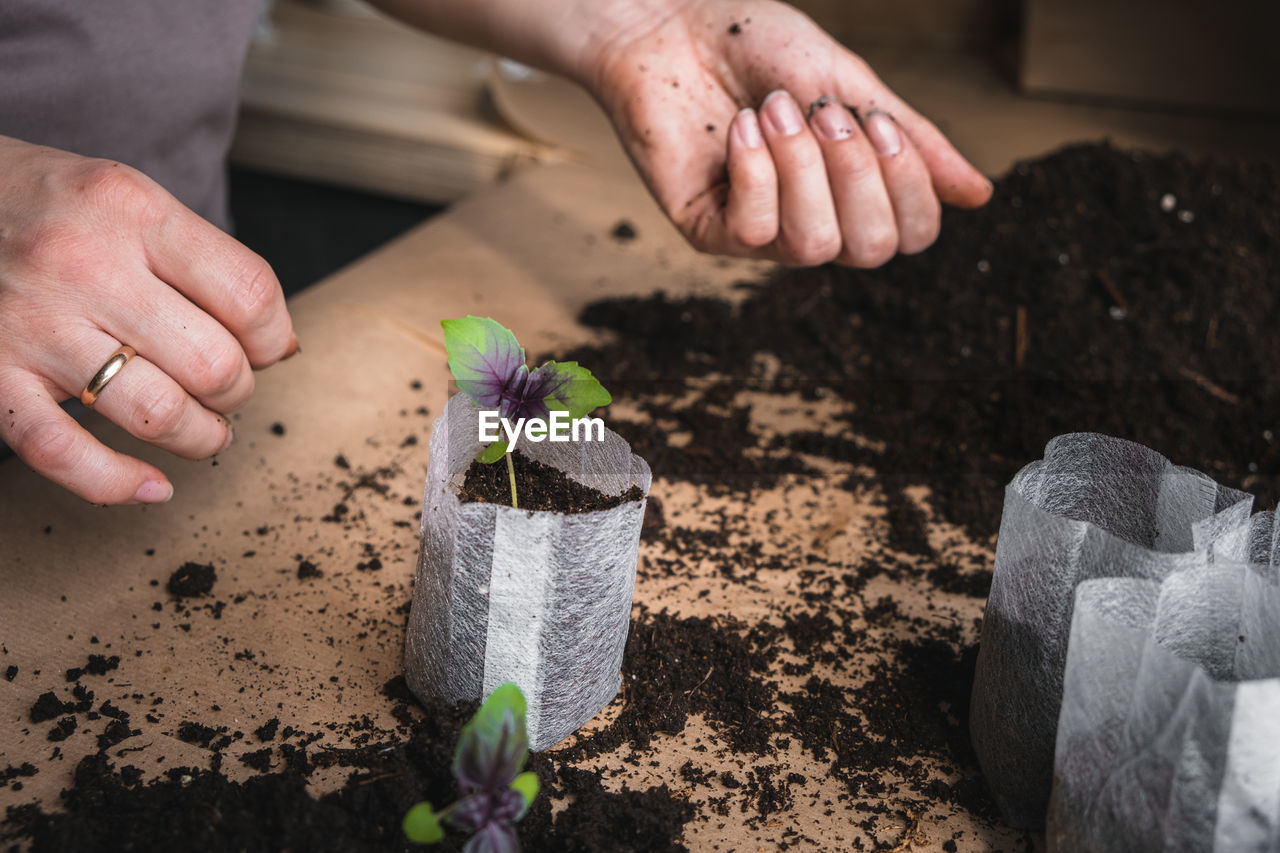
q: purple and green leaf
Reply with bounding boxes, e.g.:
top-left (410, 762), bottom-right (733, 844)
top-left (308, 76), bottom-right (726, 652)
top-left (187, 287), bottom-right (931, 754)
top-left (441, 317), bottom-right (528, 420)
top-left (405, 683), bottom-right (535, 848)
top-left (463, 822), bottom-right (520, 853)
top-left (403, 802), bottom-right (445, 844)
top-left (509, 772), bottom-right (539, 818)
top-left (442, 317), bottom-right (611, 465)
top-left (450, 789), bottom-right (527, 833)
top-left (527, 361), bottom-right (612, 420)
top-left (453, 682), bottom-right (529, 792)
top-left (476, 441), bottom-right (508, 465)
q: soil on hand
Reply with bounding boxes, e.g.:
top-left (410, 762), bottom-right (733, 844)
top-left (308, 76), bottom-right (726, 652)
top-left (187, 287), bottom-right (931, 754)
top-left (457, 451), bottom-right (643, 513)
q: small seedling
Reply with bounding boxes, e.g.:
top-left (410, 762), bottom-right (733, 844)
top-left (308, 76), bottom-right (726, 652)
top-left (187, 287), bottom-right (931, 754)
top-left (402, 682), bottom-right (540, 852)
top-left (442, 316), bottom-right (611, 508)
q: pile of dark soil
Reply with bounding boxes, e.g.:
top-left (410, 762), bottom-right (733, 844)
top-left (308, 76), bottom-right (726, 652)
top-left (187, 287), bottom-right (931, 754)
top-left (458, 451), bottom-right (644, 513)
top-left (562, 143), bottom-right (1279, 539)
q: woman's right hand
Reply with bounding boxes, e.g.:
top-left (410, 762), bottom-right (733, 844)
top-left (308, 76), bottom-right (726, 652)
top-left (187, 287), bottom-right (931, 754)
top-left (0, 136), bottom-right (297, 505)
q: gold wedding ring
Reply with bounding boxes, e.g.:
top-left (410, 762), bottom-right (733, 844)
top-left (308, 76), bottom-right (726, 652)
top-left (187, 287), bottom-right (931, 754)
top-left (80, 345), bottom-right (137, 408)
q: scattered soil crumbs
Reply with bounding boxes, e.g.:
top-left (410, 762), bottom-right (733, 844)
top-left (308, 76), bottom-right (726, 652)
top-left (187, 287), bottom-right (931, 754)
top-left (254, 719), bottom-right (280, 742)
top-left (29, 693), bottom-right (75, 724)
top-left (166, 562), bottom-right (216, 599)
top-left (5, 691), bottom-right (691, 853)
top-left (458, 451), bottom-right (644, 513)
top-left (4, 144), bottom-right (1275, 852)
top-left (64, 656), bottom-right (119, 682)
top-left (296, 559), bottom-right (322, 580)
top-left (610, 220), bottom-right (638, 241)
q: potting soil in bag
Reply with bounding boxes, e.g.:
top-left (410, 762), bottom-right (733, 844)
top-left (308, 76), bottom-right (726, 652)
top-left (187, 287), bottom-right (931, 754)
top-left (1046, 568), bottom-right (1280, 852)
top-left (970, 433), bottom-right (1268, 828)
top-left (405, 394), bottom-right (651, 750)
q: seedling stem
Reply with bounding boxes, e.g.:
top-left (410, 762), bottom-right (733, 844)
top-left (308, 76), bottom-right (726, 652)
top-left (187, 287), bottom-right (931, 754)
top-left (506, 453), bottom-right (518, 508)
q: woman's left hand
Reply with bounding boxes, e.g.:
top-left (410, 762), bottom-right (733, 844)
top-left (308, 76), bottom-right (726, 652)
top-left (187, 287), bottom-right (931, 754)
top-left (577, 0), bottom-right (992, 267)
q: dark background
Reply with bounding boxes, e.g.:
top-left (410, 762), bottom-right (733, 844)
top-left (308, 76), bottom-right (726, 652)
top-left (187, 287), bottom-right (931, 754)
top-left (228, 166), bottom-right (442, 298)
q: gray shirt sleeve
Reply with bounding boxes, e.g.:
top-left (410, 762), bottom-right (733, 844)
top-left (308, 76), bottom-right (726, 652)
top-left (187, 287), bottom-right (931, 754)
top-left (0, 0), bottom-right (264, 231)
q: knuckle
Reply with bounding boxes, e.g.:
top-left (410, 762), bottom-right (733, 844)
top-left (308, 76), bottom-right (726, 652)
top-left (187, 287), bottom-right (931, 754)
top-left (133, 384), bottom-right (189, 442)
top-left (846, 227), bottom-right (899, 268)
top-left (781, 145), bottom-right (825, 176)
top-left (9, 219), bottom-right (83, 271)
top-left (731, 218), bottom-right (778, 249)
top-left (847, 53), bottom-right (875, 79)
top-left (79, 160), bottom-right (158, 215)
top-left (840, 152), bottom-right (881, 184)
top-left (222, 369), bottom-right (255, 413)
top-left (229, 256), bottom-right (280, 329)
top-left (899, 213), bottom-right (942, 256)
top-left (731, 153), bottom-right (775, 189)
top-left (679, 207), bottom-right (723, 254)
top-left (784, 231), bottom-right (843, 267)
top-left (186, 343), bottom-right (245, 401)
top-left (16, 418), bottom-right (79, 472)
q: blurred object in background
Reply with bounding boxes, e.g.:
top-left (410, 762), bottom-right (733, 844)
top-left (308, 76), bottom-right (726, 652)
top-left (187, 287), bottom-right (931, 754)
top-left (233, 0), bottom-right (559, 206)
top-left (1021, 0), bottom-right (1280, 114)
top-left (794, 0), bottom-right (1017, 50)
top-left (228, 167), bottom-right (441, 297)
top-left (298, 0), bottom-right (378, 15)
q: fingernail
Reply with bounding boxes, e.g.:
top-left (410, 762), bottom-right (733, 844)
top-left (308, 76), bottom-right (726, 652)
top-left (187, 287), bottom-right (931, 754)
top-left (761, 90), bottom-right (803, 136)
top-left (282, 334), bottom-right (301, 360)
top-left (133, 479), bottom-right (174, 504)
top-left (218, 424), bottom-right (235, 454)
top-left (732, 108), bottom-right (763, 149)
top-left (862, 109), bottom-right (901, 157)
top-left (809, 96), bottom-right (855, 141)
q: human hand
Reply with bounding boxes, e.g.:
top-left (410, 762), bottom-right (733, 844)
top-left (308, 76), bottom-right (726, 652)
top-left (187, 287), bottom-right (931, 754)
top-left (578, 0), bottom-right (993, 267)
top-left (0, 137), bottom-right (296, 504)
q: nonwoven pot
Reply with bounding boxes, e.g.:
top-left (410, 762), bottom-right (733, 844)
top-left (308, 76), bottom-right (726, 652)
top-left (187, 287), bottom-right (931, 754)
top-left (405, 393), bottom-right (650, 750)
top-left (1046, 567), bottom-right (1280, 852)
top-left (971, 432), bottom-right (1280, 841)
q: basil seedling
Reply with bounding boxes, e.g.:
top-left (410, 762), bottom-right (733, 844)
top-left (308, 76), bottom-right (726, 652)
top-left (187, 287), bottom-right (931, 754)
top-left (403, 683), bottom-right (540, 852)
top-left (442, 316), bottom-right (610, 507)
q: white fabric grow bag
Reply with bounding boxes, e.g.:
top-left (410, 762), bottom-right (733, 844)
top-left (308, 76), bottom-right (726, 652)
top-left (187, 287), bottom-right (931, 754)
top-left (1047, 570), bottom-right (1280, 851)
top-left (405, 394), bottom-right (650, 750)
top-left (971, 432), bottom-right (1280, 846)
